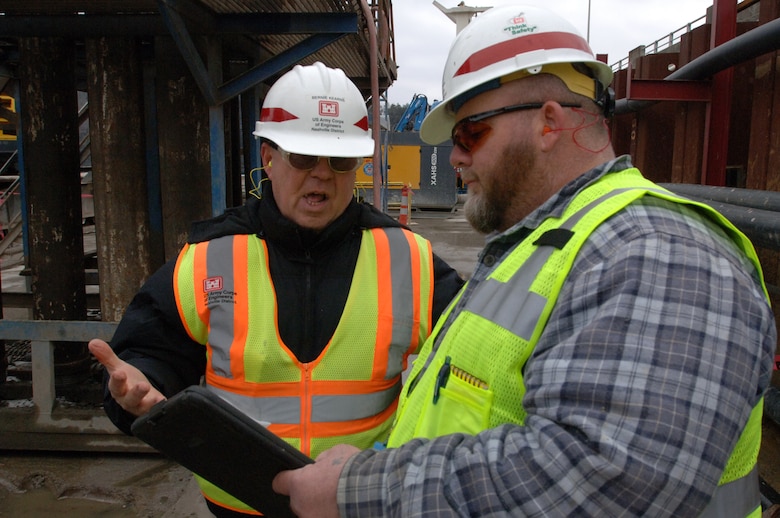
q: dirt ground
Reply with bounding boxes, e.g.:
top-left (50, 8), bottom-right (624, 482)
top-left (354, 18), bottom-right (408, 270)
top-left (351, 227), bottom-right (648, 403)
top-left (0, 451), bottom-right (212, 517)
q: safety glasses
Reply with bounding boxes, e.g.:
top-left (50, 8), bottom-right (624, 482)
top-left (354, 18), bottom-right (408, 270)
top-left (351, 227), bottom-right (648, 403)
top-left (279, 147), bottom-right (362, 173)
top-left (451, 101), bottom-right (581, 153)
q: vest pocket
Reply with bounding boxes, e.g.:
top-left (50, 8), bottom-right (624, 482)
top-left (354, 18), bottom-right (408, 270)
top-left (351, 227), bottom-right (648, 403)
top-left (416, 367), bottom-right (494, 438)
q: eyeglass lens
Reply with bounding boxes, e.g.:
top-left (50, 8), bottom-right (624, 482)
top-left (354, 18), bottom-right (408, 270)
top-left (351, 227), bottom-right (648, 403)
top-left (284, 151), bottom-right (360, 173)
top-left (452, 121), bottom-right (492, 153)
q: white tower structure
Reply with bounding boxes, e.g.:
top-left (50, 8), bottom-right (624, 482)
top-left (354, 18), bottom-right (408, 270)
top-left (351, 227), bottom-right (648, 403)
top-left (432, 1), bottom-right (491, 34)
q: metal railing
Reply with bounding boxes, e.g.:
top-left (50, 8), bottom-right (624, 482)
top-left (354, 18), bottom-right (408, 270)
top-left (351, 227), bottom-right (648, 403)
top-left (0, 320), bottom-right (152, 451)
top-left (611, 15), bottom-right (708, 72)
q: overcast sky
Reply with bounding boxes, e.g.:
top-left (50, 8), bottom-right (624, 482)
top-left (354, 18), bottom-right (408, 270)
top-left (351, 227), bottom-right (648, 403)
top-left (385, 0), bottom-right (716, 105)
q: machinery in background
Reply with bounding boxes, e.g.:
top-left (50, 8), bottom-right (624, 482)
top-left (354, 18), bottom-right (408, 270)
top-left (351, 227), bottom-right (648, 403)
top-left (0, 94), bottom-right (17, 152)
top-left (357, 94), bottom-right (459, 211)
top-left (394, 93), bottom-right (432, 132)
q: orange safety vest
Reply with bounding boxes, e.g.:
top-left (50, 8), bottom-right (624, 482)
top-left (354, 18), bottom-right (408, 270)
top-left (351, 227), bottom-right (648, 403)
top-left (173, 227), bottom-right (435, 514)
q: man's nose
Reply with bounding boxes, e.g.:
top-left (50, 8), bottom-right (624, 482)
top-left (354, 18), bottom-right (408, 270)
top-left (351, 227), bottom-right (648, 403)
top-left (310, 157), bottom-right (336, 177)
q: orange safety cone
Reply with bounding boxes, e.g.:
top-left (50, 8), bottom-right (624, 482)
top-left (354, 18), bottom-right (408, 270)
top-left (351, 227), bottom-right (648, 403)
top-left (399, 185), bottom-right (410, 225)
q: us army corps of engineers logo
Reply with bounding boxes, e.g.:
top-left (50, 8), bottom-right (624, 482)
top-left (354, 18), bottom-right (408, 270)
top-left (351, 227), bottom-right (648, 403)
top-left (203, 276), bottom-right (237, 306)
top-left (311, 96), bottom-right (346, 134)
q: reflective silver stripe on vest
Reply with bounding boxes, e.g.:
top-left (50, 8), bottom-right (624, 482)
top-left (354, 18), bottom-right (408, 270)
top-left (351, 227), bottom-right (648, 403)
top-left (465, 190), bottom-right (626, 339)
top-left (467, 246), bottom-right (552, 340)
top-left (206, 236), bottom-right (237, 378)
top-left (208, 383), bottom-right (401, 424)
top-left (311, 382), bottom-right (402, 422)
top-left (697, 467), bottom-right (760, 518)
top-left (204, 230), bottom-right (420, 380)
top-left (384, 227), bottom-right (416, 379)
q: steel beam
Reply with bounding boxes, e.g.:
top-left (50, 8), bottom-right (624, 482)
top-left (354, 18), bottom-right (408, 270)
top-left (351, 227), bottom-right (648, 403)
top-left (217, 33), bottom-right (349, 104)
top-left (157, 0), bottom-right (358, 106)
top-left (625, 77), bottom-right (711, 102)
top-left (703, 0), bottom-right (737, 186)
top-left (0, 319), bottom-right (117, 341)
top-left (216, 13), bottom-right (359, 35)
top-left (208, 38), bottom-right (227, 216)
top-left (0, 12), bottom-right (356, 37)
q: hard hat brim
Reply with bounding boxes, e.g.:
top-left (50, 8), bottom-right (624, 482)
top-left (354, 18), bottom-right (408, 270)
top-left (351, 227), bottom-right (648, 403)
top-left (255, 125), bottom-right (375, 158)
top-left (419, 101), bottom-right (455, 146)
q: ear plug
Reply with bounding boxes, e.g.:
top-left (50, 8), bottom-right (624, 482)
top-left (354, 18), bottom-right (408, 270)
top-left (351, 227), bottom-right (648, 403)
top-left (543, 126), bottom-right (552, 135)
top-left (268, 160), bottom-right (273, 168)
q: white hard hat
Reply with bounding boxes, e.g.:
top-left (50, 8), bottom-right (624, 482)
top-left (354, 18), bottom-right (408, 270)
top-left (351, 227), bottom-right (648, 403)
top-left (420, 4), bottom-right (614, 145)
top-left (253, 62), bottom-right (375, 157)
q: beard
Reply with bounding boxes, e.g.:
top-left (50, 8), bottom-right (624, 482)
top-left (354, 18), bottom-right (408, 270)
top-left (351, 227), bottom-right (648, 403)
top-left (464, 140), bottom-right (536, 234)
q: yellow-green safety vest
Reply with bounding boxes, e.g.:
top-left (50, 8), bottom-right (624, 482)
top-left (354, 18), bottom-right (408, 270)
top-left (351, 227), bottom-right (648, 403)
top-left (174, 227), bottom-right (435, 514)
top-left (389, 169), bottom-right (766, 518)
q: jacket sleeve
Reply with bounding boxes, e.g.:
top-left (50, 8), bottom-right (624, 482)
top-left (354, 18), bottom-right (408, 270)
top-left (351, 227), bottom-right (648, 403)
top-left (102, 258), bottom-right (207, 435)
top-left (430, 253), bottom-right (464, 323)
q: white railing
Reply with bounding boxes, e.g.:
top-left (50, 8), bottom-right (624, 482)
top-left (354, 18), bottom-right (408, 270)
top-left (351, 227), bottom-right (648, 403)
top-left (611, 14), bottom-right (708, 72)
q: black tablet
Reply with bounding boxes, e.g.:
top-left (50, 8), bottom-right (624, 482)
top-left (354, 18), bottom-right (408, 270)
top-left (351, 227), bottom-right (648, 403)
top-left (130, 385), bottom-right (313, 518)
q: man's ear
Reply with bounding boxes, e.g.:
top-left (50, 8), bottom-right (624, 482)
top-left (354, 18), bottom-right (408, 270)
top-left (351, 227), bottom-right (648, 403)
top-left (260, 143), bottom-right (274, 174)
top-left (538, 101), bottom-right (567, 149)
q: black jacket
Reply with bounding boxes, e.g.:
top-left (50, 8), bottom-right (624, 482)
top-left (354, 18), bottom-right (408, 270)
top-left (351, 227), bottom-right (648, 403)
top-left (104, 189), bottom-right (464, 434)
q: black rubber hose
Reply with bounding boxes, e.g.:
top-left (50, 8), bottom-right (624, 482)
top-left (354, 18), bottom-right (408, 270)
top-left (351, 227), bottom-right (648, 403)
top-left (765, 386), bottom-right (780, 427)
top-left (659, 183), bottom-right (780, 212)
top-left (658, 185), bottom-right (780, 250)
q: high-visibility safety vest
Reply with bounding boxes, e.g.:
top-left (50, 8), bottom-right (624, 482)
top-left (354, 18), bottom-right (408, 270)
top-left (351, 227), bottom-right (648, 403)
top-left (174, 227), bottom-right (435, 514)
top-left (388, 169), bottom-right (767, 518)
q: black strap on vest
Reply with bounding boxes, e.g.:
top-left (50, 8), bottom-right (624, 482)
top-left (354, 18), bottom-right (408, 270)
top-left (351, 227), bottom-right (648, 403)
top-left (533, 228), bottom-right (574, 249)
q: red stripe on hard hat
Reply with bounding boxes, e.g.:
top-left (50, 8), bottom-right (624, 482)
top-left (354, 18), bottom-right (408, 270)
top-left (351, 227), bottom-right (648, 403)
top-left (354, 116), bottom-right (369, 131)
top-left (260, 107), bottom-right (299, 122)
top-left (455, 31), bottom-right (593, 77)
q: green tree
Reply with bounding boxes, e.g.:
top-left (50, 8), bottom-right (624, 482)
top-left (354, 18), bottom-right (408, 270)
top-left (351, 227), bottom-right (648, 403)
top-left (387, 103), bottom-right (409, 130)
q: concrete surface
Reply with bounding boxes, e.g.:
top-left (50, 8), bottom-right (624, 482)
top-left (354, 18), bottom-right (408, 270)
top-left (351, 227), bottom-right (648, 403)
top-left (0, 204), bottom-right (485, 517)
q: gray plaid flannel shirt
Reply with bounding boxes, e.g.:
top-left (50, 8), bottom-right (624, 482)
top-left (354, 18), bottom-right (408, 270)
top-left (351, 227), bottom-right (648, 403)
top-left (337, 156), bottom-right (776, 517)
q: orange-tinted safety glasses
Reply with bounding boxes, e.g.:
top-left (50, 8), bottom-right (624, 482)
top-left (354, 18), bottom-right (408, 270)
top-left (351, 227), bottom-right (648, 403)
top-left (451, 101), bottom-right (581, 153)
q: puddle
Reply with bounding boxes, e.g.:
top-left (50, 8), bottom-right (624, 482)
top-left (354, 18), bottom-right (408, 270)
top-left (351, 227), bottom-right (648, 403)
top-left (0, 487), bottom-right (137, 517)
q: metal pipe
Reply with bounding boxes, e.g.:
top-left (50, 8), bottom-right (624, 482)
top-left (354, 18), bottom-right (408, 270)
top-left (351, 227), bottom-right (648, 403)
top-left (660, 184), bottom-right (780, 250)
top-left (360, 0), bottom-right (383, 210)
top-left (658, 183), bottom-right (780, 212)
top-left (615, 17), bottom-right (780, 115)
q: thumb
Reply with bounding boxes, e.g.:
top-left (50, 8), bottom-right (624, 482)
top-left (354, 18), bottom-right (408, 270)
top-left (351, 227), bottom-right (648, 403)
top-left (88, 338), bottom-right (123, 373)
top-left (272, 470), bottom-right (292, 496)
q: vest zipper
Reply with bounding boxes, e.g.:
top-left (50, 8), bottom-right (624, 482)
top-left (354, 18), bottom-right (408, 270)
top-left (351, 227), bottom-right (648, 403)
top-left (303, 249), bottom-right (313, 359)
top-left (301, 363), bottom-right (312, 456)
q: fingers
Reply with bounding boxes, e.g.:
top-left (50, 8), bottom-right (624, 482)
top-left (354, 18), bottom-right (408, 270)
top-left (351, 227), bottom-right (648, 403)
top-left (271, 445), bottom-right (357, 518)
top-left (88, 338), bottom-right (122, 373)
top-left (88, 337), bottom-right (164, 416)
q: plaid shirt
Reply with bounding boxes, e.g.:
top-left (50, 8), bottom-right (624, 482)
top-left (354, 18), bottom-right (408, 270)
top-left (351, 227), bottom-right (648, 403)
top-left (338, 156), bottom-right (776, 517)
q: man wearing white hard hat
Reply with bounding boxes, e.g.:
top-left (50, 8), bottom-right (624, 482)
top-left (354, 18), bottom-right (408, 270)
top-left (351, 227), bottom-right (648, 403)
top-left (89, 62), bottom-right (464, 517)
top-left (274, 6), bottom-right (774, 518)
